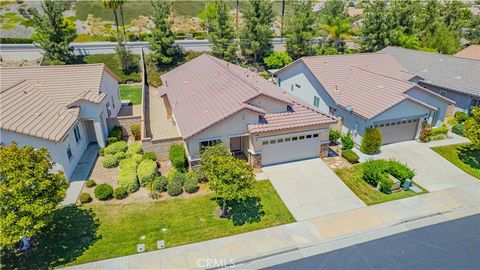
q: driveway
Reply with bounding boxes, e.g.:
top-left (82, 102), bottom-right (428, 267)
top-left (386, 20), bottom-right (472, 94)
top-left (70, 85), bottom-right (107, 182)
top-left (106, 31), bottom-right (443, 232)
top-left (379, 141), bottom-right (478, 192)
top-left (262, 159), bottom-right (366, 221)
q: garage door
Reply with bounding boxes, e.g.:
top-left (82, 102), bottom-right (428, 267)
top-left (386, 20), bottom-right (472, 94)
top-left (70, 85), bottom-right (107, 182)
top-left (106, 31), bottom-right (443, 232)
top-left (376, 118), bottom-right (419, 145)
top-left (260, 132), bottom-right (321, 166)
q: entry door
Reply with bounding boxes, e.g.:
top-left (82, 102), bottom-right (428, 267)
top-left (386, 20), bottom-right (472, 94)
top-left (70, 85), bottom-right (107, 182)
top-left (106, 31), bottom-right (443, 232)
top-left (85, 120), bottom-right (97, 143)
top-left (230, 137), bottom-right (242, 152)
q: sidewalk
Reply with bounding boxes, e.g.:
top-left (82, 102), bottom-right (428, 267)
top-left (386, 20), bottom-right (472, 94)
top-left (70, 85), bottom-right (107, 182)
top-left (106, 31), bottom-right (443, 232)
top-left (65, 182), bottom-right (479, 270)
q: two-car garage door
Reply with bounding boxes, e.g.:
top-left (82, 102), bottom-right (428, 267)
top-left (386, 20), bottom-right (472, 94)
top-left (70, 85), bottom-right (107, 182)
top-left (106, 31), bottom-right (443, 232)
top-left (260, 132), bottom-right (321, 166)
top-left (375, 118), bottom-right (419, 145)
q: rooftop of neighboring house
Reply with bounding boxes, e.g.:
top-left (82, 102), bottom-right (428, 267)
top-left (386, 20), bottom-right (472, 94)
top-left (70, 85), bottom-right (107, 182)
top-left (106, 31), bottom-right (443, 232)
top-left (275, 53), bottom-right (442, 119)
top-left (0, 64), bottom-right (116, 142)
top-left (380, 46), bottom-right (480, 98)
top-left (158, 54), bottom-right (337, 139)
top-left (454, 44), bottom-right (480, 61)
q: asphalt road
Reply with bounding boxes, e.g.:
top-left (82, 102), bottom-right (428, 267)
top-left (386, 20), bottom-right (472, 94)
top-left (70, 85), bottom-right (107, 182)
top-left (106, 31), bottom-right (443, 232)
top-left (265, 214), bottom-right (480, 270)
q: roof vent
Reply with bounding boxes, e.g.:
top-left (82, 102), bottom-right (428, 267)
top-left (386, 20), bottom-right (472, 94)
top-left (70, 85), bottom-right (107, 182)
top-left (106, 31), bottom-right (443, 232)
top-left (346, 105), bottom-right (353, 112)
top-left (335, 84), bottom-right (339, 90)
top-left (323, 60), bottom-right (329, 65)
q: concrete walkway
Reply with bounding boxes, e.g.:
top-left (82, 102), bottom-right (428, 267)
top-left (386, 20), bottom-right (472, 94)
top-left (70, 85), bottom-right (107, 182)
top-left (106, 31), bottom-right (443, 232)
top-left (61, 144), bottom-right (99, 205)
top-left (65, 182), bottom-right (480, 270)
top-left (263, 159), bottom-right (366, 221)
top-left (424, 132), bottom-right (470, 147)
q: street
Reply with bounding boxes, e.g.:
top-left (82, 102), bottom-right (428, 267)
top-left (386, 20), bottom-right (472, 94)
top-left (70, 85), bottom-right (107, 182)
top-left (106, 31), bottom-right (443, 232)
top-left (265, 214), bottom-right (480, 270)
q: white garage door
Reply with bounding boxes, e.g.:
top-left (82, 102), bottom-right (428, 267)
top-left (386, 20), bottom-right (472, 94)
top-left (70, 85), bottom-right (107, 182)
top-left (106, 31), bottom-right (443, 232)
top-left (375, 118), bottom-right (419, 145)
top-left (261, 132), bottom-right (321, 166)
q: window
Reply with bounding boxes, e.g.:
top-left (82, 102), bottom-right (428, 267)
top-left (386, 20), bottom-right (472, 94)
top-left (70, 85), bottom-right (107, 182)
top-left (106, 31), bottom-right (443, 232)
top-left (106, 102), bottom-right (112, 117)
top-left (292, 136), bottom-right (298, 141)
top-left (306, 134), bottom-right (312, 139)
top-left (329, 107), bottom-right (336, 115)
top-left (439, 90), bottom-right (446, 96)
top-left (73, 125), bottom-right (81, 143)
top-left (313, 134), bottom-right (319, 138)
top-left (313, 96), bottom-right (320, 108)
top-left (285, 137), bottom-right (291, 142)
top-left (277, 138), bottom-right (284, 143)
top-left (111, 96), bottom-right (115, 109)
top-left (259, 115), bottom-right (267, 124)
top-left (262, 141), bottom-right (269, 145)
top-left (299, 135), bottom-right (305, 140)
top-left (287, 105), bottom-right (293, 112)
top-left (270, 140), bottom-right (276, 144)
top-left (66, 144), bottom-right (72, 160)
top-left (200, 139), bottom-right (222, 151)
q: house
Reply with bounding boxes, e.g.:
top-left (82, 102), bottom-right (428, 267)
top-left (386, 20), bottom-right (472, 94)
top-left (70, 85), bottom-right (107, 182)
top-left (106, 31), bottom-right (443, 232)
top-left (454, 45), bottom-right (480, 61)
top-left (381, 46), bottom-right (480, 113)
top-left (157, 54), bottom-right (337, 167)
top-left (275, 53), bottom-right (454, 145)
top-left (0, 64), bottom-right (121, 179)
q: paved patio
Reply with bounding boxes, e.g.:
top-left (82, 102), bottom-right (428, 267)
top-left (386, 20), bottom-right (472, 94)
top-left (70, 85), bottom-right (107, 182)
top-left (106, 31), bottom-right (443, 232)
top-left (262, 159), bottom-right (366, 221)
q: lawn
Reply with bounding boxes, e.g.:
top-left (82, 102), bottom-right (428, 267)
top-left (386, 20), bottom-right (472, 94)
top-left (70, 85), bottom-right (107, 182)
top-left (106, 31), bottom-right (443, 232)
top-left (431, 143), bottom-right (480, 179)
top-left (2, 181), bottom-right (294, 269)
top-left (80, 54), bottom-right (141, 83)
top-left (119, 84), bottom-right (142, 105)
top-left (335, 164), bottom-right (427, 206)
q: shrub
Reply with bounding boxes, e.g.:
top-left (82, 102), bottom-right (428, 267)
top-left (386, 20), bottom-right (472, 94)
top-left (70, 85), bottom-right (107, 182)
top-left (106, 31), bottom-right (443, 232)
top-left (341, 131), bottom-right (354, 150)
top-left (329, 129), bottom-right (341, 144)
top-left (118, 158), bottom-right (140, 193)
top-left (430, 126), bottom-right (448, 136)
top-left (94, 184), bottom-right (113, 200)
top-left (452, 123), bottom-right (464, 136)
top-left (169, 144), bottom-right (186, 172)
top-left (113, 186), bottom-right (128, 199)
top-left (126, 142), bottom-right (143, 157)
top-left (171, 171), bottom-right (186, 186)
top-left (184, 177), bottom-right (199, 193)
top-left (454, 111), bottom-right (469, 123)
top-left (143, 151), bottom-right (157, 161)
top-left (360, 127), bottom-right (382, 154)
top-left (362, 159), bottom-right (389, 186)
top-left (153, 176), bottom-right (168, 192)
top-left (102, 154), bottom-right (120, 168)
top-left (386, 160), bottom-right (415, 182)
top-left (377, 177), bottom-right (393, 193)
top-left (109, 126), bottom-right (123, 141)
top-left (104, 141), bottom-right (128, 155)
top-left (342, 149), bottom-right (359, 164)
top-left (419, 122), bottom-right (432, 142)
top-left (137, 159), bottom-right (158, 186)
top-left (263, 51), bottom-right (293, 69)
top-left (186, 170), bottom-right (201, 183)
top-left (167, 178), bottom-right (183, 196)
top-left (114, 151), bottom-right (126, 160)
top-left (131, 124), bottom-right (141, 140)
top-left (99, 148), bottom-right (105, 156)
top-left (362, 159), bottom-right (414, 189)
top-left (107, 137), bottom-right (118, 145)
top-left (85, 179), bottom-right (96, 188)
top-left (79, 192), bottom-right (92, 204)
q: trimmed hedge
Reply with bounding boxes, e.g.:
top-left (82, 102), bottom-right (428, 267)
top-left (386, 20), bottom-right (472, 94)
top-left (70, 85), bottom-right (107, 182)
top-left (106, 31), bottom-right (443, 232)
top-left (341, 131), bottom-right (354, 150)
top-left (114, 151), bottom-right (126, 160)
top-left (153, 176), bottom-right (168, 192)
top-left (118, 158), bottom-right (140, 193)
top-left (113, 186), bottom-right (128, 199)
top-left (130, 153), bottom-right (144, 164)
top-left (79, 192), bottom-right (92, 204)
top-left (85, 179), bottom-right (96, 188)
top-left (126, 142), bottom-right (143, 157)
top-left (169, 144), bottom-right (186, 172)
top-left (102, 154), bottom-right (120, 168)
top-left (452, 123), bottom-right (464, 136)
top-left (99, 148), bottom-right (105, 156)
top-left (137, 159), bottom-right (158, 186)
top-left (186, 170), bottom-right (201, 183)
top-left (94, 184), bottom-right (113, 200)
top-left (167, 178), bottom-right (183, 196)
top-left (109, 126), bottom-right (123, 141)
top-left (387, 160), bottom-right (415, 182)
top-left (360, 128), bottom-right (382, 154)
top-left (184, 177), bottom-right (199, 193)
top-left (342, 149), bottom-right (359, 164)
top-left (143, 151), bottom-right (157, 161)
top-left (104, 141), bottom-right (128, 155)
top-left (429, 126), bottom-right (448, 141)
top-left (454, 111), bottom-right (469, 123)
top-left (329, 129), bottom-right (341, 144)
top-left (0, 37), bottom-right (33, 44)
top-left (131, 124), bottom-right (141, 140)
top-left (107, 137), bottom-right (118, 145)
top-left (362, 159), bottom-right (415, 192)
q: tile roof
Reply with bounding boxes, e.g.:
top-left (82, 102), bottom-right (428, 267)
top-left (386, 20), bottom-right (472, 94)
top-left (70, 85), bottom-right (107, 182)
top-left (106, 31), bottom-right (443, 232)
top-left (0, 64), bottom-right (112, 142)
top-left (454, 45), bottom-right (480, 61)
top-left (380, 46), bottom-right (480, 98)
top-left (159, 54), bottom-right (336, 138)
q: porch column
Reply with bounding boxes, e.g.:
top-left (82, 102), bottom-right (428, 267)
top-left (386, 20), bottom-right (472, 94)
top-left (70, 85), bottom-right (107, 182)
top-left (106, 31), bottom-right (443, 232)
top-left (94, 120), bottom-right (107, 148)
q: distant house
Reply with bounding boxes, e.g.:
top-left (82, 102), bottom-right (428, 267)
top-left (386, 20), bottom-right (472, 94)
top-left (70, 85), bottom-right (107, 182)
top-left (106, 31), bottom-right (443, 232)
top-left (455, 45), bottom-right (480, 61)
top-left (381, 46), bottom-right (480, 113)
top-left (157, 54), bottom-right (338, 167)
top-left (0, 64), bottom-right (121, 179)
top-left (275, 53), bottom-right (454, 145)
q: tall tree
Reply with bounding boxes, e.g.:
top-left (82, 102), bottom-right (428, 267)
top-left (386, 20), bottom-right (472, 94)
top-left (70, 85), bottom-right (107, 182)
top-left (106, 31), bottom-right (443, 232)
top-left (319, 0), bottom-right (347, 25)
top-left (148, 0), bottom-right (182, 66)
top-left (31, 0), bottom-right (76, 64)
top-left (103, 0), bottom-right (120, 34)
top-left (464, 107), bottom-right (480, 148)
top-left (322, 16), bottom-right (352, 51)
top-left (465, 15), bottom-right (480, 44)
top-left (0, 144), bottom-right (68, 249)
top-left (198, 2), bottom-right (217, 34)
top-left (285, 0), bottom-right (316, 60)
top-left (360, 0), bottom-right (391, 51)
top-left (424, 23), bottom-right (460, 54)
top-left (239, 0), bottom-right (274, 63)
top-left (208, 0), bottom-right (237, 62)
top-left (117, 0), bottom-right (127, 39)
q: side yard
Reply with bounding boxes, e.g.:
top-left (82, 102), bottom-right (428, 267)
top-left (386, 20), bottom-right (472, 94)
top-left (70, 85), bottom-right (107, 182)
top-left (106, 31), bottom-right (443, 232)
top-left (119, 84), bottom-right (142, 105)
top-left (431, 143), bottom-right (480, 179)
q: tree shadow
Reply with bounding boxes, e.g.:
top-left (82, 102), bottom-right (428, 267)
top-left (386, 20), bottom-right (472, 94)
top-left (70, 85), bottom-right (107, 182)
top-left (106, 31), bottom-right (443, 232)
top-left (1, 206), bottom-right (100, 270)
top-left (457, 145), bottom-right (480, 170)
top-left (225, 197), bottom-right (265, 226)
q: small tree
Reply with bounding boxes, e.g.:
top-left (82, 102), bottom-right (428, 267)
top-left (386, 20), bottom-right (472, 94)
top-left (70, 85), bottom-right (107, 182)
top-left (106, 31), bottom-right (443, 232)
top-left (341, 131), bottom-right (354, 150)
top-left (329, 129), bottom-right (341, 145)
top-left (200, 143), bottom-right (230, 177)
top-left (464, 107), bottom-right (480, 148)
top-left (419, 121), bottom-right (432, 142)
top-left (360, 127), bottom-right (382, 154)
top-left (263, 51), bottom-right (292, 69)
top-left (285, 0), bottom-right (317, 60)
top-left (0, 144), bottom-right (68, 249)
top-left (205, 155), bottom-right (255, 217)
top-left (208, 0), bottom-right (237, 62)
top-left (31, 0), bottom-right (76, 64)
top-left (115, 40), bottom-right (137, 74)
top-left (169, 144), bottom-right (186, 172)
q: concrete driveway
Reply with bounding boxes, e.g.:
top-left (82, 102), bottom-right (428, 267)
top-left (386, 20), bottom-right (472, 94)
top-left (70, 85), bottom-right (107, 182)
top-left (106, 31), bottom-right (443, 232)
top-left (379, 141), bottom-right (478, 192)
top-left (262, 159), bottom-right (366, 221)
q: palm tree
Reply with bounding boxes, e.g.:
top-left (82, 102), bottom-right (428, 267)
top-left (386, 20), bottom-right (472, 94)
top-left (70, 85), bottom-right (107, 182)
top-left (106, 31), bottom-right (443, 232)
top-left (321, 17), bottom-right (352, 51)
top-left (117, 0), bottom-right (127, 39)
top-left (103, 0), bottom-right (120, 35)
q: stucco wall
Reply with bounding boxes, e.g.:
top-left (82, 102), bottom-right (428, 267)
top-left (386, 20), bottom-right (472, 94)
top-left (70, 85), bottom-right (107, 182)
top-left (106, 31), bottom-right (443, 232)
top-left (185, 109), bottom-right (259, 160)
top-left (248, 94), bottom-right (288, 114)
top-left (420, 83), bottom-right (473, 112)
top-left (100, 71), bottom-right (121, 118)
top-left (406, 86), bottom-right (451, 127)
top-left (276, 61), bottom-right (335, 113)
top-left (143, 138), bottom-right (184, 161)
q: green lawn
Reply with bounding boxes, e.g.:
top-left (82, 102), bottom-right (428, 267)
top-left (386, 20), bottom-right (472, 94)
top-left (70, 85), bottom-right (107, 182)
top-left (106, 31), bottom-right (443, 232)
top-left (335, 164), bottom-right (427, 206)
top-left (80, 54), bottom-right (141, 83)
top-left (2, 181), bottom-right (294, 269)
top-left (119, 84), bottom-right (142, 105)
top-left (431, 143), bottom-right (480, 179)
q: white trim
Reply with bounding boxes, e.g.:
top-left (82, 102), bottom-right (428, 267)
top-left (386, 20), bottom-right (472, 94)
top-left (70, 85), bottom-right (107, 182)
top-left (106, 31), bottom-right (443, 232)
top-left (256, 128), bottom-right (328, 142)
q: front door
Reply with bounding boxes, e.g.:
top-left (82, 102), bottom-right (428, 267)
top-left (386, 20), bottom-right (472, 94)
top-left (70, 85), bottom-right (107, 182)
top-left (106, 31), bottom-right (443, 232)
top-left (230, 137), bottom-right (242, 152)
top-left (85, 120), bottom-right (97, 143)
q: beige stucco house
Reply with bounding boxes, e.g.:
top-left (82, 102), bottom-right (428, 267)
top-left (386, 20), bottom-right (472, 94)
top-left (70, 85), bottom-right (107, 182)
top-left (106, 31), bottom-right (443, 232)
top-left (158, 54), bottom-right (338, 167)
